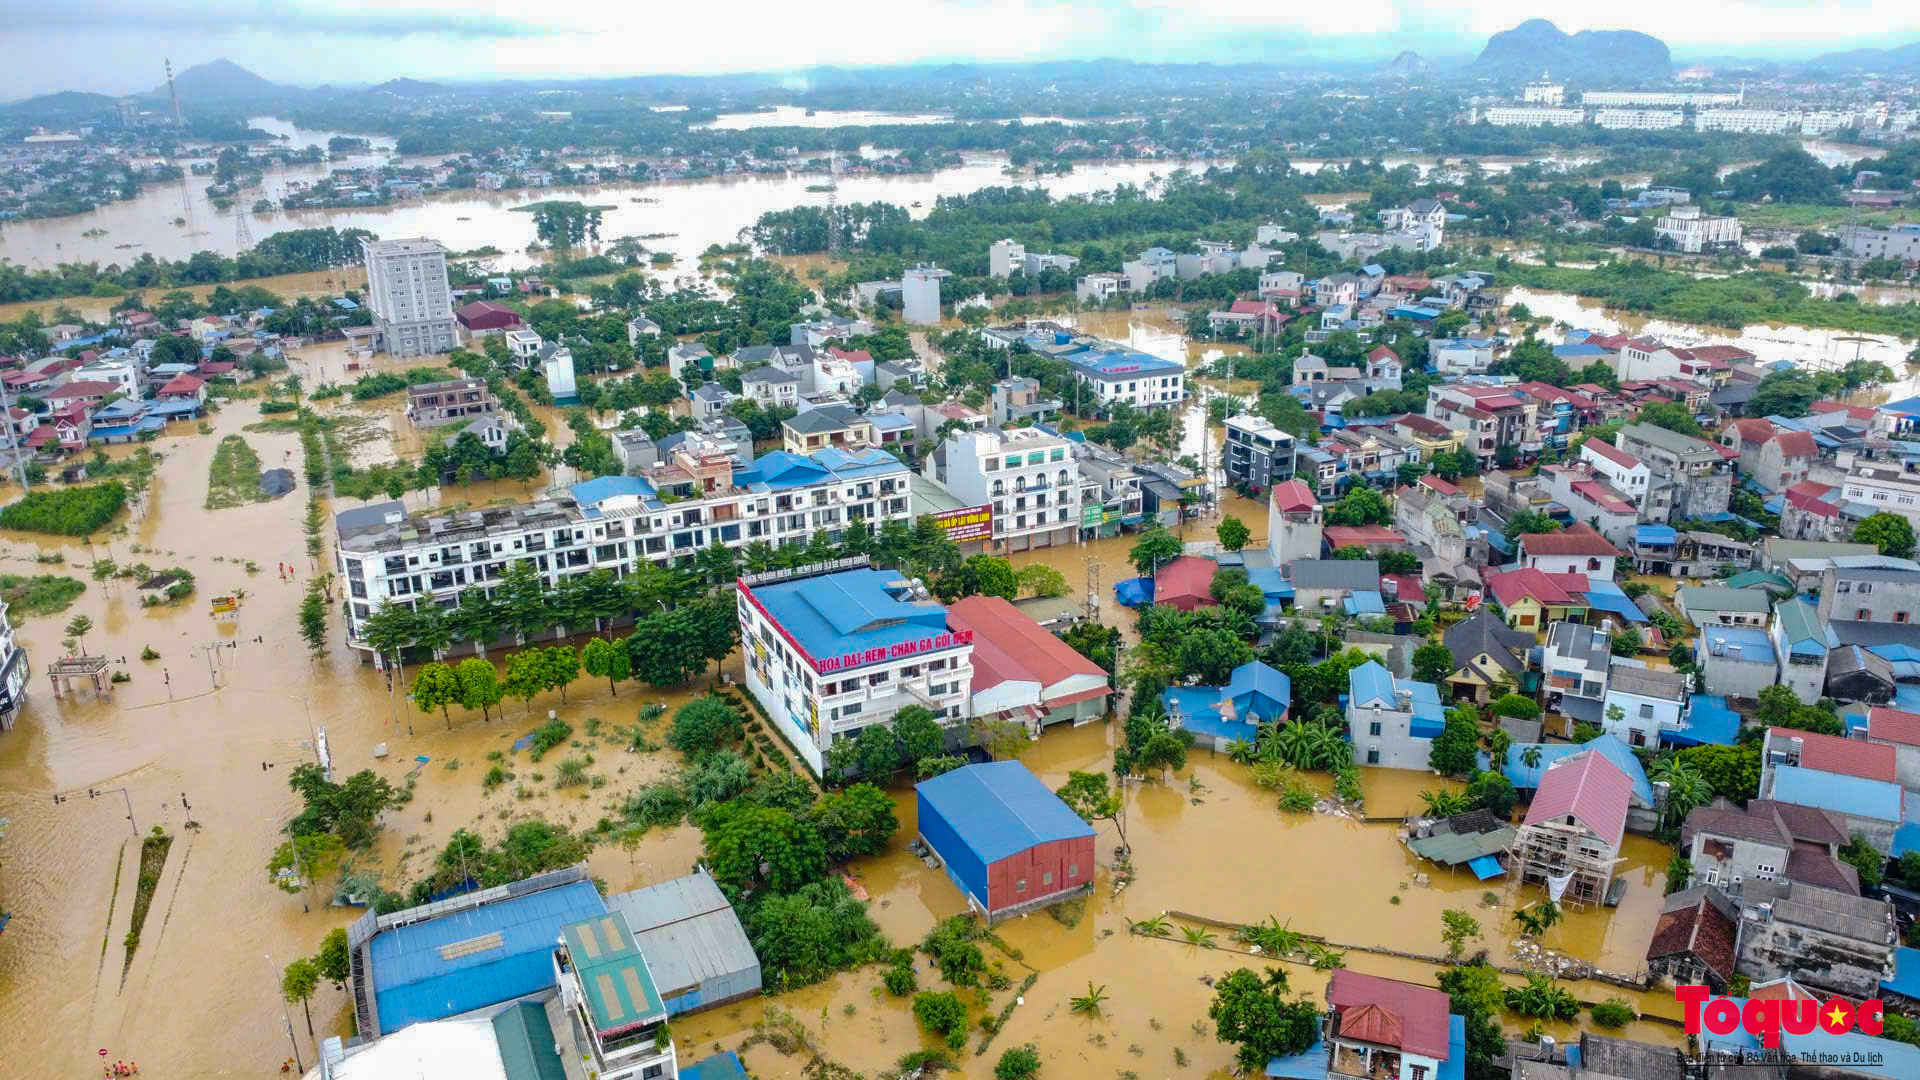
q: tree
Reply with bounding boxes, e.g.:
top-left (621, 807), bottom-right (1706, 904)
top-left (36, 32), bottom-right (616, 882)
top-left (1491, 694), bottom-right (1540, 720)
top-left (1841, 831), bottom-right (1886, 890)
top-left (266, 832), bottom-right (347, 914)
top-left (298, 580), bottom-right (330, 658)
top-left (1674, 743), bottom-right (1760, 801)
top-left (1503, 509), bottom-right (1561, 542)
top-left (1636, 401), bottom-right (1705, 438)
top-left (1056, 770), bottom-right (1127, 851)
top-left (411, 661), bottom-right (461, 728)
top-left (63, 614), bottom-right (93, 654)
top-left (1511, 900), bottom-right (1563, 938)
top-left (892, 705), bottom-right (945, 765)
top-left (1504, 974), bottom-right (1581, 1020)
top-left (1856, 511), bottom-right (1917, 559)
top-left (1520, 744), bottom-right (1543, 770)
top-left (1438, 962), bottom-right (1508, 1077)
top-left (1440, 908), bottom-right (1481, 959)
top-left (581, 636), bottom-right (630, 695)
top-left (852, 723), bottom-right (901, 780)
top-left (701, 803), bottom-right (828, 897)
top-left (282, 956), bottom-right (321, 1038)
top-left (971, 712), bottom-right (1032, 762)
top-left (913, 990), bottom-right (969, 1041)
top-left (1216, 515), bottom-right (1251, 552)
top-left (1611, 627), bottom-right (1643, 656)
top-left (1427, 710), bottom-right (1481, 777)
top-left (360, 599), bottom-right (422, 676)
top-left (1208, 967), bottom-right (1323, 1072)
top-left (1015, 563), bottom-right (1069, 599)
top-left (316, 927), bottom-right (351, 989)
top-left (455, 657), bottom-right (503, 721)
top-left (669, 696), bottom-right (744, 758)
top-left (503, 649), bottom-right (547, 713)
top-left (1412, 643), bottom-right (1454, 685)
top-left (741, 878), bottom-right (884, 991)
top-left (1129, 528), bottom-right (1185, 576)
top-left (994, 1043), bottom-right (1041, 1080)
top-left (1326, 486), bottom-right (1391, 527)
top-left (810, 782), bottom-right (899, 861)
top-left (1465, 770), bottom-right (1517, 819)
top-left (543, 645), bottom-right (581, 702)
top-left (1649, 757), bottom-right (1713, 827)
top-left (1747, 369), bottom-right (1821, 418)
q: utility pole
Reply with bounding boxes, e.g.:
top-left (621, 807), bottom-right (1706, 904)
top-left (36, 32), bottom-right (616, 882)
top-left (0, 377), bottom-right (29, 492)
top-left (1084, 555), bottom-right (1100, 624)
top-left (53, 786), bottom-right (138, 836)
top-left (266, 953), bottom-right (304, 1074)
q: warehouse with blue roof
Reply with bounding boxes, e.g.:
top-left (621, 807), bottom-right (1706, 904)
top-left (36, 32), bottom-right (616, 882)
top-left (916, 761), bottom-right (1095, 922)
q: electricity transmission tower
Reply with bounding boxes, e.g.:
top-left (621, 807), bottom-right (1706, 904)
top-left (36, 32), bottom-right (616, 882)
top-left (825, 151), bottom-right (844, 259)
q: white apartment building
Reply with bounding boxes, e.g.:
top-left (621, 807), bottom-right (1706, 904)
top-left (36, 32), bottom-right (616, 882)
top-left (937, 427), bottom-right (1080, 551)
top-left (1695, 109), bottom-right (1800, 134)
top-left (1065, 349), bottom-right (1186, 410)
top-left (1478, 106), bottom-right (1585, 127)
top-left (1655, 205), bottom-right (1744, 253)
top-left (1842, 461), bottom-right (1920, 529)
top-left (1583, 90), bottom-right (1743, 107)
top-left (332, 441), bottom-right (914, 656)
top-left (1802, 110), bottom-right (1861, 137)
top-left (902, 264), bottom-right (948, 325)
top-left (0, 594), bottom-right (27, 732)
top-left (1594, 109), bottom-right (1686, 131)
top-left (1581, 438), bottom-right (1654, 506)
top-left (989, 238), bottom-right (1026, 279)
top-left (1848, 224), bottom-right (1920, 262)
top-left (361, 236), bottom-right (457, 357)
top-left (1428, 338), bottom-right (1497, 375)
top-left (74, 355), bottom-right (141, 399)
top-left (1523, 76), bottom-right (1566, 106)
top-left (1259, 270), bottom-right (1305, 298)
top-left (737, 560), bottom-right (975, 774)
top-left (1074, 272), bottom-right (1130, 304)
top-left (1255, 224), bottom-right (1299, 245)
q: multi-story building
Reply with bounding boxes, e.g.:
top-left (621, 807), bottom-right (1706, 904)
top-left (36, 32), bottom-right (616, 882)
top-left (988, 238), bottom-right (1026, 279)
top-left (553, 911), bottom-right (680, 1080)
top-left (737, 560), bottom-right (975, 774)
top-left (1427, 383), bottom-right (1537, 465)
top-left (1593, 109), bottom-right (1686, 131)
top-left (361, 236), bottom-right (457, 357)
top-left (1846, 223), bottom-right (1920, 263)
top-left (1477, 106), bottom-right (1585, 127)
top-left (404, 377), bottom-right (500, 428)
top-left (1523, 74), bottom-right (1565, 106)
top-left (1683, 799), bottom-right (1859, 896)
top-left (936, 427), bottom-right (1080, 551)
top-left (1268, 479), bottom-right (1323, 567)
top-left (989, 377), bottom-right (1061, 428)
top-left (1617, 422), bottom-right (1732, 521)
top-left (1319, 971), bottom-right (1462, 1080)
top-left (1601, 664), bottom-right (1690, 748)
top-left (739, 365), bottom-right (800, 409)
top-left (332, 442), bottom-right (913, 655)
top-left (1839, 461), bottom-right (1920, 530)
top-left (0, 594), bottom-right (27, 731)
top-left (1346, 660), bottom-right (1445, 770)
top-left (1072, 443), bottom-right (1145, 536)
top-left (1655, 205), bottom-right (1744, 253)
top-left (1377, 198), bottom-right (1446, 250)
top-left (1064, 350), bottom-right (1185, 411)
top-left (1583, 89), bottom-right (1742, 107)
top-left (1695, 108), bottom-right (1800, 134)
top-left (1428, 337), bottom-right (1498, 375)
top-left (1222, 414), bottom-right (1296, 491)
top-left (901, 264), bottom-right (948, 324)
top-left (1814, 555), bottom-right (1920, 627)
top-left (1073, 272), bottom-right (1130, 304)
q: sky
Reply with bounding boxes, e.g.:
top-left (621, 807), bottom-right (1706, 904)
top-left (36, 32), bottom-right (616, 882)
top-left (4, 0), bottom-right (1920, 99)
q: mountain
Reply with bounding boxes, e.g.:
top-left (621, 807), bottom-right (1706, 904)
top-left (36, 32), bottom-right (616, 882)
top-left (154, 59), bottom-right (284, 101)
top-left (1379, 51), bottom-right (1428, 78)
top-left (1806, 41), bottom-right (1920, 72)
top-left (0, 90), bottom-right (116, 118)
top-left (371, 77), bottom-right (446, 97)
top-left (1474, 18), bottom-right (1670, 84)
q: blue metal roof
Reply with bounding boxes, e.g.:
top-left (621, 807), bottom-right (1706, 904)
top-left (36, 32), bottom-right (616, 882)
top-left (1665, 695), bottom-right (1740, 748)
top-left (1067, 350), bottom-right (1184, 377)
top-left (1489, 734), bottom-right (1654, 806)
top-left (1265, 1036), bottom-right (1327, 1079)
top-left (1583, 579), bottom-right (1648, 624)
top-left (1769, 764), bottom-right (1903, 823)
top-left (682, 1052), bottom-right (751, 1080)
top-left (1225, 661), bottom-right (1290, 709)
top-left (368, 880), bottom-right (606, 1035)
top-left (915, 761), bottom-right (1094, 864)
top-left (1893, 822), bottom-right (1920, 859)
top-left (1438, 1015), bottom-right (1466, 1080)
top-left (570, 475), bottom-right (655, 509)
top-left (1780, 1024), bottom-right (1920, 1077)
top-left (1635, 524), bottom-right (1678, 544)
top-left (1344, 590), bottom-right (1387, 615)
top-left (1888, 947), bottom-right (1920, 1000)
top-left (751, 567), bottom-right (950, 664)
top-left (1469, 855), bottom-right (1505, 880)
top-left (1349, 660), bottom-right (1396, 708)
top-left (1165, 686), bottom-right (1252, 743)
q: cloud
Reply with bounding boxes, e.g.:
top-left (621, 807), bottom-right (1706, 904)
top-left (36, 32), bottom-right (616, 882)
top-left (5, 1), bottom-right (544, 39)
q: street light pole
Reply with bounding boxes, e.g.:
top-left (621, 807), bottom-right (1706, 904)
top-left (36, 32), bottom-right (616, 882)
top-left (267, 953), bottom-right (304, 1074)
top-left (54, 786), bottom-right (138, 836)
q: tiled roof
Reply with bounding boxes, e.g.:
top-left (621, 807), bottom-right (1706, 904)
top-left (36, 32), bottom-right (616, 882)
top-left (1326, 971), bottom-right (1451, 1059)
top-left (1868, 706), bottom-right (1920, 747)
top-left (1484, 565), bottom-right (1585, 607)
top-left (1521, 524), bottom-right (1621, 558)
top-left (1270, 479), bottom-right (1317, 513)
top-left (947, 595), bottom-right (1107, 694)
top-left (1767, 727), bottom-right (1898, 783)
top-left (1646, 886), bottom-right (1739, 984)
top-left (1773, 430), bottom-right (1818, 457)
top-left (1154, 555), bottom-right (1217, 604)
top-left (1582, 438), bottom-right (1641, 469)
top-left (1524, 748), bottom-right (1633, 848)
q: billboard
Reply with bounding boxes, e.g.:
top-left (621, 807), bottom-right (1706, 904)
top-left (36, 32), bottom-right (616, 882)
top-left (933, 504), bottom-right (993, 542)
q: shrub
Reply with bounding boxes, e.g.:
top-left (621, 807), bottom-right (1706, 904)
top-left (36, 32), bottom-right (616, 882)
top-left (995, 1044), bottom-right (1042, 1080)
top-left (0, 481), bottom-right (127, 535)
top-left (912, 991), bottom-right (968, 1038)
top-left (1589, 998), bottom-right (1635, 1028)
top-left (527, 719), bottom-right (572, 761)
top-left (883, 957), bottom-right (918, 997)
top-left (669, 696), bottom-right (745, 758)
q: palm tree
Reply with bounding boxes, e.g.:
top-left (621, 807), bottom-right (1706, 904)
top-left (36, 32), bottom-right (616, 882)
top-left (1651, 758), bottom-right (1714, 827)
top-left (1488, 729), bottom-right (1513, 772)
top-left (1420, 788), bottom-right (1470, 818)
top-left (1225, 737), bottom-right (1257, 765)
top-left (1519, 744), bottom-right (1544, 771)
top-left (1070, 982), bottom-right (1109, 1016)
top-left (1129, 915), bottom-right (1171, 938)
top-left (1181, 925), bottom-right (1217, 949)
top-left (1511, 900), bottom-right (1563, 938)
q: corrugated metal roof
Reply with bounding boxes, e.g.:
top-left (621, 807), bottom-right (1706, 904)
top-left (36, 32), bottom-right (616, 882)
top-left (492, 1001), bottom-right (568, 1080)
top-left (1524, 748), bottom-right (1634, 848)
top-left (368, 880), bottom-right (606, 1035)
top-left (603, 869), bottom-right (759, 1000)
top-left (916, 761), bottom-right (1094, 864)
top-left (1769, 765), bottom-right (1902, 823)
top-left (562, 910), bottom-right (666, 1037)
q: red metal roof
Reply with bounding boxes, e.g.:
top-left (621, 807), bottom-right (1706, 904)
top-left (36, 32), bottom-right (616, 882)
top-left (1868, 706), bottom-right (1920, 747)
top-left (1581, 438), bottom-right (1641, 470)
top-left (1809, 401), bottom-right (1877, 422)
top-left (1767, 727), bottom-right (1898, 783)
top-left (1153, 555), bottom-right (1217, 606)
top-left (43, 380), bottom-right (116, 399)
top-left (947, 595), bottom-right (1107, 697)
top-left (1524, 748), bottom-right (1633, 848)
top-left (1418, 474), bottom-right (1461, 496)
top-left (1772, 430), bottom-right (1817, 458)
top-left (1484, 565), bottom-right (1584, 608)
top-left (1270, 479), bottom-right (1317, 513)
top-left (1324, 525), bottom-right (1404, 547)
top-left (158, 373), bottom-right (206, 395)
top-left (1521, 524), bottom-right (1621, 558)
top-left (1326, 972), bottom-right (1451, 1059)
top-left (1728, 419), bottom-right (1775, 444)
top-left (1367, 345), bottom-right (1399, 363)
top-left (1338, 1003), bottom-right (1406, 1049)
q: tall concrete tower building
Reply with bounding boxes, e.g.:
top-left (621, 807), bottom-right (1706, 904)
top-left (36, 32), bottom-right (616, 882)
top-left (902, 264), bottom-right (950, 325)
top-left (361, 237), bottom-right (457, 357)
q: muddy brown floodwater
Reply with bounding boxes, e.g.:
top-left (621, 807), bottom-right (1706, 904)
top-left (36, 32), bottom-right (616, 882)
top-left (0, 323), bottom-right (1682, 1079)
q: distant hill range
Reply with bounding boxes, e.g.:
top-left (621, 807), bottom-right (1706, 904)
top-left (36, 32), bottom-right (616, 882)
top-left (1379, 51), bottom-right (1428, 78)
top-left (370, 77), bottom-right (447, 97)
top-left (0, 90), bottom-right (116, 119)
top-left (1474, 18), bottom-right (1670, 84)
top-left (1805, 41), bottom-right (1920, 72)
top-left (149, 58), bottom-right (285, 101)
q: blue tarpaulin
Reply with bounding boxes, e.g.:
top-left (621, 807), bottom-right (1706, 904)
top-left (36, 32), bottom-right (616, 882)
top-left (1665, 695), bottom-right (1741, 747)
top-left (1894, 821), bottom-right (1920, 859)
top-left (1887, 946), bottom-right (1920, 1001)
top-left (1468, 856), bottom-right (1505, 880)
top-left (1584, 579), bottom-right (1648, 624)
top-left (1114, 578), bottom-right (1154, 607)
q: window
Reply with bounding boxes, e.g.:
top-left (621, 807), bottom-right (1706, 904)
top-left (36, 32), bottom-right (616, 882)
top-left (1042, 871), bottom-right (1053, 886)
top-left (1410, 1067), bottom-right (1429, 1080)
top-left (1755, 863), bottom-right (1777, 879)
top-left (1015, 879), bottom-right (1027, 893)
top-left (1860, 583), bottom-right (1874, 595)
top-left (644, 1066), bottom-right (664, 1080)
top-left (1639, 703), bottom-right (1654, 719)
top-left (1703, 867), bottom-right (1719, 884)
top-left (1068, 863), bottom-right (1079, 878)
top-left (1367, 748), bottom-right (1381, 764)
top-left (1859, 608), bottom-right (1871, 620)
top-left (1838, 581), bottom-right (1852, 594)
top-left (1368, 721), bottom-right (1383, 736)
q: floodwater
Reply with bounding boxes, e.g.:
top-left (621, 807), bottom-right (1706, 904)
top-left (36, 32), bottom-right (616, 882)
top-left (0, 117), bottom-right (1217, 274)
top-left (0, 312), bottom-right (1692, 1079)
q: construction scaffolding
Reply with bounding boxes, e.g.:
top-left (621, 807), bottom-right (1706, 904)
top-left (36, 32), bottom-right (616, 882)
top-left (1506, 817), bottom-right (1622, 911)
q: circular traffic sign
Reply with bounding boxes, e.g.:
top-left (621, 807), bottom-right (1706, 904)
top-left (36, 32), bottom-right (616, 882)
top-left (99, 1049), bottom-right (108, 1057)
